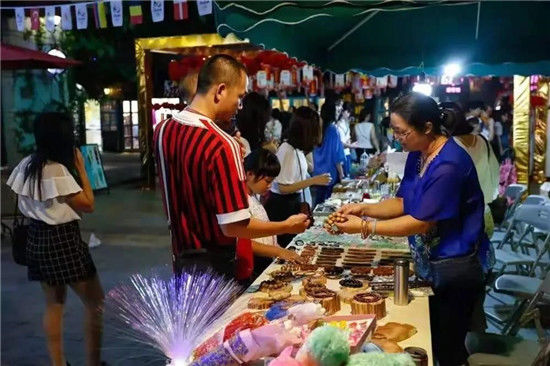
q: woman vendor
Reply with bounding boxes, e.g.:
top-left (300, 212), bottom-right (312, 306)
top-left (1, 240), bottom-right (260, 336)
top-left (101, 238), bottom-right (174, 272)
top-left (326, 93), bottom-right (490, 366)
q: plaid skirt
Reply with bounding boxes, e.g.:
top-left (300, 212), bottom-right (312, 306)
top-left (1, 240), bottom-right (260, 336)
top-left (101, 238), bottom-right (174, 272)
top-left (27, 219), bottom-right (97, 286)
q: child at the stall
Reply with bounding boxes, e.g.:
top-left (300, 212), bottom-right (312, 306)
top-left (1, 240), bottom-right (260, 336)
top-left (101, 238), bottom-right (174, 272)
top-left (236, 148), bottom-right (305, 282)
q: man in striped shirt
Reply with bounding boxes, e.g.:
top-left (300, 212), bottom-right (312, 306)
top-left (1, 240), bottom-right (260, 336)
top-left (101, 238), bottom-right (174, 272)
top-left (154, 55), bottom-right (310, 277)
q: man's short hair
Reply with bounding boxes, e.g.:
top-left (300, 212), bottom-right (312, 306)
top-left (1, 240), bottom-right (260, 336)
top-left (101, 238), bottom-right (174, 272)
top-left (196, 54), bottom-right (247, 95)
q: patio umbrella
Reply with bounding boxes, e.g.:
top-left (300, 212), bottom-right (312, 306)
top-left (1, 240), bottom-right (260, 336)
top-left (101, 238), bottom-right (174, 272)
top-left (1, 43), bottom-right (81, 70)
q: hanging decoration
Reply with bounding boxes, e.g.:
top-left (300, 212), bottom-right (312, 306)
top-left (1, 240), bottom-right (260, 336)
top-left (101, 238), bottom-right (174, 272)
top-left (75, 3), bottom-right (88, 29)
top-left (61, 5), bottom-right (72, 30)
top-left (151, 0), bottom-right (164, 23)
top-left (196, 0), bottom-right (213, 16)
top-left (45, 6), bottom-right (55, 32)
top-left (173, 0), bottom-right (188, 20)
top-left (129, 3), bottom-right (143, 25)
top-left (110, 0), bottom-right (123, 27)
top-left (30, 8), bottom-right (40, 30)
top-left (15, 7), bottom-right (24, 31)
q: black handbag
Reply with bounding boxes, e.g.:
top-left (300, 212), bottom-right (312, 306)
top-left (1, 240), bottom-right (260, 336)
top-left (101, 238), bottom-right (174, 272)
top-left (11, 196), bottom-right (29, 266)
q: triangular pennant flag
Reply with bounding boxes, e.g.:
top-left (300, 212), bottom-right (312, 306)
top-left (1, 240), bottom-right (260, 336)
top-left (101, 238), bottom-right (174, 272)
top-left (110, 0), bottom-right (123, 27)
top-left (45, 6), bottom-right (56, 32)
top-left (30, 8), bottom-right (40, 30)
top-left (61, 5), bottom-right (73, 30)
top-left (196, 0), bottom-right (212, 16)
top-left (15, 8), bottom-right (25, 31)
top-left (174, 0), bottom-right (188, 20)
top-left (75, 3), bottom-right (88, 29)
top-left (151, 1), bottom-right (164, 23)
top-left (129, 4), bottom-right (143, 25)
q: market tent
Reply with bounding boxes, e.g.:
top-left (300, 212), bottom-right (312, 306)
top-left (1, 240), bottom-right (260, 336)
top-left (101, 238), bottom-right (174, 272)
top-left (215, 1), bottom-right (550, 75)
top-left (1, 43), bottom-right (81, 70)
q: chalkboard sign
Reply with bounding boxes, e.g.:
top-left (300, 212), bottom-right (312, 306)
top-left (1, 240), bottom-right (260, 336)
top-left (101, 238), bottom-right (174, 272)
top-left (80, 144), bottom-right (108, 191)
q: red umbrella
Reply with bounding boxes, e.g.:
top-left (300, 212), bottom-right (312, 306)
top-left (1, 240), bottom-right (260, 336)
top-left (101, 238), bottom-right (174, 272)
top-left (1, 43), bottom-right (81, 70)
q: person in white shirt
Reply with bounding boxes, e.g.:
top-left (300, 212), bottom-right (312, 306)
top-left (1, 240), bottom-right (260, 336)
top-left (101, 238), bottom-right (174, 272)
top-left (266, 107), bottom-right (331, 245)
top-left (265, 111), bottom-right (283, 143)
top-left (354, 108), bottom-right (380, 156)
top-left (447, 105), bottom-right (499, 333)
top-left (336, 102), bottom-right (353, 176)
top-left (236, 149), bottom-right (306, 281)
top-left (7, 112), bottom-right (103, 366)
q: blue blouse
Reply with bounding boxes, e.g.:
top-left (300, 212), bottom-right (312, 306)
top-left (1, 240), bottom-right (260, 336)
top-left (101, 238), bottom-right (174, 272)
top-left (396, 138), bottom-right (492, 280)
top-left (313, 124), bottom-right (346, 180)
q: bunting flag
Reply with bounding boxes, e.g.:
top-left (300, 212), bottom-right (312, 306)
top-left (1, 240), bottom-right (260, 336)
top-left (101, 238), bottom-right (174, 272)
top-left (129, 4), bottom-right (143, 25)
top-left (75, 3), bottom-right (88, 29)
top-left (173, 0), bottom-right (188, 21)
top-left (94, 1), bottom-right (108, 29)
top-left (45, 6), bottom-right (56, 32)
top-left (110, 0), bottom-right (123, 27)
top-left (15, 7), bottom-right (25, 31)
top-left (151, 0), bottom-right (164, 23)
top-left (61, 5), bottom-right (73, 30)
top-left (196, 0), bottom-right (212, 16)
top-left (30, 8), bottom-right (40, 30)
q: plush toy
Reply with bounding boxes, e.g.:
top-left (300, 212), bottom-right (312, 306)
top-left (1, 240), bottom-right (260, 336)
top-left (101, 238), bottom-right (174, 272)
top-left (295, 325), bottom-right (350, 366)
top-left (347, 352), bottom-right (416, 366)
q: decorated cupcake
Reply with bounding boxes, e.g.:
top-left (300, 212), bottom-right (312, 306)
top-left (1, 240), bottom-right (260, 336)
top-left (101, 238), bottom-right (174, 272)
top-left (350, 292), bottom-right (386, 319)
top-left (339, 278), bottom-right (369, 304)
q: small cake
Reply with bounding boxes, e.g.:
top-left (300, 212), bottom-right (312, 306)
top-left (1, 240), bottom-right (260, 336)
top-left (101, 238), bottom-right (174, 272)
top-left (260, 279), bottom-right (291, 295)
top-left (270, 270), bottom-right (294, 282)
top-left (302, 274), bottom-right (327, 287)
top-left (373, 266), bottom-right (394, 277)
top-left (307, 288), bottom-right (341, 315)
top-left (296, 263), bottom-right (318, 276)
top-left (248, 296), bottom-right (274, 310)
top-left (281, 263), bottom-right (300, 273)
top-left (350, 292), bottom-right (386, 319)
top-left (300, 282), bottom-right (327, 297)
top-left (323, 266), bottom-right (344, 279)
top-left (339, 278), bottom-right (369, 304)
top-left (351, 267), bottom-right (373, 280)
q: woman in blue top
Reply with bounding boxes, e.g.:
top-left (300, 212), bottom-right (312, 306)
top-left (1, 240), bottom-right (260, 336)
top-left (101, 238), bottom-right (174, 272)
top-left (328, 93), bottom-right (489, 366)
top-left (313, 101), bottom-right (346, 206)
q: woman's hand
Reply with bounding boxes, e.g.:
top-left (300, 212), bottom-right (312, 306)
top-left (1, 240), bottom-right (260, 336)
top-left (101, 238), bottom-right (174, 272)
top-left (338, 203), bottom-right (368, 216)
top-left (311, 173), bottom-right (331, 186)
top-left (333, 214), bottom-right (363, 234)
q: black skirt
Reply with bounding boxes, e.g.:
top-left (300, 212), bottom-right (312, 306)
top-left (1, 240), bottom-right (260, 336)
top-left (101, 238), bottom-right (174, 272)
top-left (264, 192), bottom-right (301, 246)
top-left (27, 219), bottom-right (97, 286)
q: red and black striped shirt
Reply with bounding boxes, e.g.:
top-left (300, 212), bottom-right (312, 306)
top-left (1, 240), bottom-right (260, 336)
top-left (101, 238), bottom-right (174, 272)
top-left (154, 110), bottom-right (250, 255)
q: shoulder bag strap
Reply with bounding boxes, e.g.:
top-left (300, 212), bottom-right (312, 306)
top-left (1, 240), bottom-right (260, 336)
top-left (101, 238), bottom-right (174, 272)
top-left (294, 146), bottom-right (306, 203)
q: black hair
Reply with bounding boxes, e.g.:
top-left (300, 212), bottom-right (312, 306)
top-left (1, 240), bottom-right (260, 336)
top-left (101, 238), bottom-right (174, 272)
top-left (287, 106), bottom-right (321, 153)
top-left (438, 103), bottom-right (472, 136)
top-left (195, 54), bottom-right (247, 95)
top-left (320, 100), bottom-right (336, 134)
top-left (24, 112), bottom-right (78, 200)
top-left (358, 108), bottom-right (371, 122)
top-left (338, 101), bottom-right (352, 120)
top-left (390, 92), bottom-right (460, 136)
top-left (467, 101), bottom-right (485, 112)
top-left (243, 148), bottom-right (281, 179)
top-left (236, 92), bottom-right (271, 150)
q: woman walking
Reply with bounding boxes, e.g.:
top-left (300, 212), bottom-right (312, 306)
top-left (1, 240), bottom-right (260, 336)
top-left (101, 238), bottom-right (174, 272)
top-left (8, 112), bottom-right (104, 366)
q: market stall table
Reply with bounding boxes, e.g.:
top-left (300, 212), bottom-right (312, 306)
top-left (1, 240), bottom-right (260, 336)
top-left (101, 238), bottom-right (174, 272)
top-left (220, 247), bottom-right (433, 365)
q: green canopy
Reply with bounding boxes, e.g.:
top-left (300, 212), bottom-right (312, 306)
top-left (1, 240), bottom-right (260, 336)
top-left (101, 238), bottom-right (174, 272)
top-left (214, 1), bottom-right (550, 75)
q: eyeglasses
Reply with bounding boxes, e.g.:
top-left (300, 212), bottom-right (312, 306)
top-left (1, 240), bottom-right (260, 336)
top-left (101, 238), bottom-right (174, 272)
top-left (392, 128), bottom-right (413, 140)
